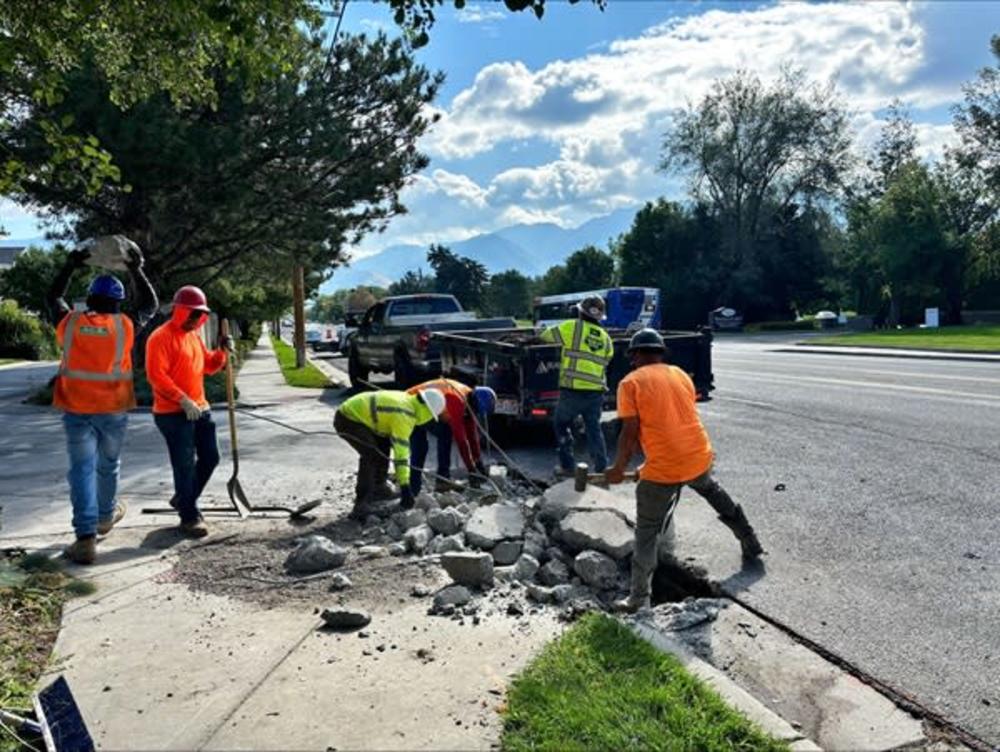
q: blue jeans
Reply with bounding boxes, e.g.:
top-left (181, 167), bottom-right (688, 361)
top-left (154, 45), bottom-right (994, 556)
top-left (154, 411), bottom-right (220, 523)
top-left (554, 389), bottom-right (608, 473)
top-left (63, 412), bottom-right (129, 538)
top-left (410, 422), bottom-right (452, 496)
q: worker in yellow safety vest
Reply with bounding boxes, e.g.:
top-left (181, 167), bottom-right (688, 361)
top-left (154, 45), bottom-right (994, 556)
top-left (538, 295), bottom-right (614, 477)
top-left (333, 388), bottom-right (447, 519)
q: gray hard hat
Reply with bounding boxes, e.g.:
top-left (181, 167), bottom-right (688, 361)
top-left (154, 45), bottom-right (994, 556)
top-left (627, 328), bottom-right (665, 353)
top-left (579, 295), bottom-right (606, 320)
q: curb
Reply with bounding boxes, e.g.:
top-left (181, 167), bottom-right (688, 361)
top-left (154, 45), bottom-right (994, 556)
top-left (776, 346), bottom-right (1000, 364)
top-left (627, 617), bottom-right (822, 751)
top-left (306, 352), bottom-right (349, 388)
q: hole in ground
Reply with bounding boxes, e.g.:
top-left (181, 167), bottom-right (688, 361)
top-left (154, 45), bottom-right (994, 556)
top-left (651, 556), bottom-right (716, 603)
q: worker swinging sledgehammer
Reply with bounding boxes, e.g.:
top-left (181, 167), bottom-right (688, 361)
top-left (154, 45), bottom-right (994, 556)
top-left (537, 295), bottom-right (614, 478)
top-left (605, 329), bottom-right (764, 613)
top-left (145, 286), bottom-right (234, 538)
top-left (333, 388), bottom-right (447, 519)
top-left (406, 379), bottom-right (497, 494)
top-left (47, 238), bottom-right (158, 564)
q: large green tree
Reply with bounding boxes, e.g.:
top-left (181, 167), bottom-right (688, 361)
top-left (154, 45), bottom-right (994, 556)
top-left (483, 269), bottom-right (533, 318)
top-left (662, 68), bottom-right (852, 312)
top-left (0, 246), bottom-right (91, 320)
top-left (389, 269), bottom-right (437, 296)
top-left (427, 244), bottom-right (488, 309)
top-left (4, 32), bottom-right (441, 316)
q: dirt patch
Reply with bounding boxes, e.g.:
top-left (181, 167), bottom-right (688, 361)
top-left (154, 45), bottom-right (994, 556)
top-left (172, 518), bottom-right (449, 613)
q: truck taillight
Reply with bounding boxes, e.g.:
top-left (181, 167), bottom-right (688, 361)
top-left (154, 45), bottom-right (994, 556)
top-left (416, 329), bottom-right (431, 352)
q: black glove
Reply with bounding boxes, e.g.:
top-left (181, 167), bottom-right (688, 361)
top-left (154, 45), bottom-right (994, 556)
top-left (399, 485), bottom-right (414, 509)
top-left (218, 334), bottom-right (235, 353)
top-left (68, 248), bottom-right (91, 268)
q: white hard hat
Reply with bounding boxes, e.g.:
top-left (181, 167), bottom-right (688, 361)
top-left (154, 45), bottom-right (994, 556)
top-left (419, 387), bottom-right (446, 419)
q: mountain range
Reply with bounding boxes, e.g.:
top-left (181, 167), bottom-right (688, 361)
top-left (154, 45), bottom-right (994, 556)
top-left (321, 206), bottom-right (638, 292)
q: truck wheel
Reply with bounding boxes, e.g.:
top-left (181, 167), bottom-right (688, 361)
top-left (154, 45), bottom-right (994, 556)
top-left (348, 347), bottom-right (370, 390)
top-left (394, 350), bottom-right (414, 389)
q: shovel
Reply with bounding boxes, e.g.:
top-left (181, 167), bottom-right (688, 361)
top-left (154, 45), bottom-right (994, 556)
top-left (222, 319), bottom-right (251, 519)
top-left (221, 320), bottom-right (321, 519)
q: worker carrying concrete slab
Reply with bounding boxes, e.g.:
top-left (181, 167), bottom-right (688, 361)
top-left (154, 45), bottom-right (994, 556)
top-left (406, 379), bottom-right (497, 494)
top-left (145, 285), bottom-right (232, 538)
top-left (605, 328), bottom-right (764, 613)
top-left (537, 295), bottom-right (614, 477)
top-left (334, 388), bottom-right (446, 519)
top-left (46, 238), bottom-right (158, 564)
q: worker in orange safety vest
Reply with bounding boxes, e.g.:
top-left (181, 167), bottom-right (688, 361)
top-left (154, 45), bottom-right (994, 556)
top-left (46, 240), bottom-right (158, 564)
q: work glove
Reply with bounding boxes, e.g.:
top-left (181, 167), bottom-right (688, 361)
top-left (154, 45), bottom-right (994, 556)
top-left (179, 395), bottom-right (204, 421)
top-left (399, 485), bottom-right (415, 510)
top-left (218, 334), bottom-right (235, 353)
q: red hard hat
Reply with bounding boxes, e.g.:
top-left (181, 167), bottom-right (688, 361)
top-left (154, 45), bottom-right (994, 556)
top-left (172, 285), bottom-right (210, 312)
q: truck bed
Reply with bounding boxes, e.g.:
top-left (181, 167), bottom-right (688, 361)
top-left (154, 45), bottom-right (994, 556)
top-left (435, 326), bottom-right (714, 420)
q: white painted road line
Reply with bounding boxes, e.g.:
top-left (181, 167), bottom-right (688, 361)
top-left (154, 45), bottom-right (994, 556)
top-left (714, 358), bottom-right (1000, 385)
top-left (723, 371), bottom-right (1000, 405)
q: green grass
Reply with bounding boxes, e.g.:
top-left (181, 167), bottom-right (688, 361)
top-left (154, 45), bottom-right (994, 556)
top-left (501, 613), bottom-right (787, 752)
top-left (270, 335), bottom-right (333, 388)
top-left (811, 324), bottom-right (1000, 352)
top-left (0, 358), bottom-right (21, 366)
top-left (0, 553), bottom-right (95, 751)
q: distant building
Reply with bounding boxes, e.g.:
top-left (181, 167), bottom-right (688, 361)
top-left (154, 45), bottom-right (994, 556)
top-left (0, 246), bottom-right (26, 270)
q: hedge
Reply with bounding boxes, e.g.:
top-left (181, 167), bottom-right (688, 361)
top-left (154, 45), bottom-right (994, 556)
top-left (0, 300), bottom-right (57, 360)
top-left (744, 319), bottom-right (817, 333)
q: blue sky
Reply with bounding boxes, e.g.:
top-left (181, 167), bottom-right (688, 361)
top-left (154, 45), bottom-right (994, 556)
top-left (4, 1), bottom-right (1000, 254)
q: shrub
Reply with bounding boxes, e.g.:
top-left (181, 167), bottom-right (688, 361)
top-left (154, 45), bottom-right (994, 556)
top-left (0, 299), bottom-right (58, 360)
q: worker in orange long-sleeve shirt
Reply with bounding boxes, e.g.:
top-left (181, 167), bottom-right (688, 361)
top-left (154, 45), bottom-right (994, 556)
top-left (145, 286), bottom-right (232, 538)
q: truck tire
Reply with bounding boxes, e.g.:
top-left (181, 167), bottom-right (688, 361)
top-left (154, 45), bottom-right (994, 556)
top-left (394, 350), bottom-right (415, 389)
top-left (348, 346), bottom-right (370, 390)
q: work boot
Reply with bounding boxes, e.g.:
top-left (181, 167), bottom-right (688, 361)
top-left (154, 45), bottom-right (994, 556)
top-left (64, 536), bottom-right (97, 565)
top-left (97, 501), bottom-right (128, 536)
top-left (718, 505), bottom-right (764, 560)
top-left (180, 518), bottom-right (209, 539)
top-left (434, 477), bottom-right (464, 493)
top-left (371, 483), bottom-right (398, 502)
top-left (612, 593), bottom-right (651, 614)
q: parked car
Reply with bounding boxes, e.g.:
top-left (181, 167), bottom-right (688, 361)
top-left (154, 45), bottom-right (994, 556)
top-left (347, 294), bottom-right (515, 388)
top-left (310, 325), bottom-right (340, 352)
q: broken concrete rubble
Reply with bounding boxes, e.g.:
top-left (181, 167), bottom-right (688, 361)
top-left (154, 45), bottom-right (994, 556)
top-left (440, 552), bottom-right (494, 587)
top-left (464, 503), bottom-right (525, 549)
top-left (491, 540), bottom-right (522, 565)
top-left (433, 584), bottom-right (472, 610)
top-left (427, 507), bottom-right (466, 536)
top-left (573, 550), bottom-right (619, 590)
top-left (320, 608), bottom-right (371, 629)
top-left (285, 535), bottom-right (348, 574)
top-left (403, 524), bottom-right (434, 554)
top-left (557, 510), bottom-right (633, 559)
top-left (328, 573), bottom-right (353, 591)
top-left (426, 534), bottom-right (466, 555)
top-left (538, 559), bottom-right (570, 587)
top-left (512, 554), bottom-right (540, 582)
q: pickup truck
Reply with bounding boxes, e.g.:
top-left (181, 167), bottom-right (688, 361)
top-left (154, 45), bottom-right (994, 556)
top-left (347, 294), bottom-right (516, 388)
top-left (435, 326), bottom-right (714, 424)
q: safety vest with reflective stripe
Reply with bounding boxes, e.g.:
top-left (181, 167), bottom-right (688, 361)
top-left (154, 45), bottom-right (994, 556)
top-left (540, 318), bottom-right (614, 391)
top-left (53, 311), bottom-right (136, 414)
top-left (337, 390), bottom-right (434, 487)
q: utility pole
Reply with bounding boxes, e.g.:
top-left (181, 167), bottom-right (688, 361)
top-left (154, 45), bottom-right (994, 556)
top-left (293, 265), bottom-right (306, 368)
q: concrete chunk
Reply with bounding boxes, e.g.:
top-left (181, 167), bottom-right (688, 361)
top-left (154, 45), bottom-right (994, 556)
top-left (491, 540), bottom-right (522, 566)
top-left (573, 550), bottom-right (619, 590)
top-left (427, 507), bottom-right (466, 536)
top-left (464, 504), bottom-right (525, 550)
top-left (558, 510), bottom-right (634, 559)
top-left (285, 535), bottom-right (347, 574)
top-left (441, 552), bottom-right (494, 587)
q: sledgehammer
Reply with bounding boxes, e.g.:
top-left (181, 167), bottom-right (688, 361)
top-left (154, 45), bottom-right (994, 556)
top-left (574, 462), bottom-right (637, 492)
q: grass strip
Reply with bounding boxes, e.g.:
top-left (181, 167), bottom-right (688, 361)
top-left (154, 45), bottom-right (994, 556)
top-left (0, 359), bottom-right (21, 366)
top-left (810, 324), bottom-right (1000, 352)
top-left (270, 335), bottom-right (333, 388)
top-left (0, 552), bottom-right (96, 752)
top-left (502, 613), bottom-right (787, 752)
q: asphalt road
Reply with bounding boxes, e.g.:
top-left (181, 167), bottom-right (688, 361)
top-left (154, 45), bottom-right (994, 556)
top-left (3, 339), bottom-right (999, 743)
top-left (695, 338), bottom-right (1000, 745)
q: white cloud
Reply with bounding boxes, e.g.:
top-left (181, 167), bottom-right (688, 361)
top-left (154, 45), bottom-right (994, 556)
top-left (358, 18), bottom-right (390, 34)
top-left (455, 5), bottom-right (506, 24)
